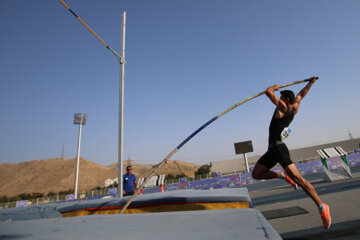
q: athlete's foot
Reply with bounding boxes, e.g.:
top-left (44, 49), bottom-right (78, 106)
top-left (320, 203), bottom-right (331, 230)
top-left (284, 172), bottom-right (298, 190)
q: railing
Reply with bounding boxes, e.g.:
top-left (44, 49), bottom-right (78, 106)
top-left (0, 188), bottom-right (110, 210)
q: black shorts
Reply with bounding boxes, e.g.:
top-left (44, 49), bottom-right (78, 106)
top-left (257, 143), bottom-right (293, 169)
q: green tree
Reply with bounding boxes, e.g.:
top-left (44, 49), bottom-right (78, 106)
top-left (0, 195), bottom-right (8, 203)
top-left (59, 189), bottom-right (74, 195)
top-left (108, 183), bottom-right (118, 188)
top-left (176, 173), bottom-right (186, 178)
top-left (29, 193), bottom-right (44, 199)
top-left (91, 186), bottom-right (102, 191)
top-left (47, 191), bottom-right (56, 197)
top-left (195, 164), bottom-right (211, 176)
top-left (165, 173), bottom-right (175, 180)
top-left (18, 193), bottom-right (30, 200)
top-left (9, 195), bottom-right (21, 202)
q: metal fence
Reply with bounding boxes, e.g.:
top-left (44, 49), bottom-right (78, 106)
top-left (0, 188), bottom-right (110, 210)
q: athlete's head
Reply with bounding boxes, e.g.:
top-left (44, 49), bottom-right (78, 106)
top-left (280, 90), bottom-right (295, 104)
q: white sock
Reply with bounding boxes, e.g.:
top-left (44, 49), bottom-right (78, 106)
top-left (318, 203), bottom-right (325, 213)
top-left (280, 172), bottom-right (286, 180)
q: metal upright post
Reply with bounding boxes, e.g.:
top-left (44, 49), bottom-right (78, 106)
top-left (243, 153), bottom-right (250, 173)
top-left (118, 11), bottom-right (126, 198)
top-left (73, 113), bottom-right (87, 199)
top-left (74, 116), bottom-right (83, 199)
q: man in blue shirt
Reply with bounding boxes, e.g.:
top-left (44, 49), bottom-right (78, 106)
top-left (123, 166), bottom-right (137, 196)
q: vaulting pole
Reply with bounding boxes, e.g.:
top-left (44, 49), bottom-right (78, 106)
top-left (59, 0), bottom-right (126, 198)
top-left (120, 76), bottom-right (318, 214)
top-left (59, 0), bottom-right (121, 60)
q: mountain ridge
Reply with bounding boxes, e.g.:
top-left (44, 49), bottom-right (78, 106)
top-left (0, 158), bottom-right (200, 197)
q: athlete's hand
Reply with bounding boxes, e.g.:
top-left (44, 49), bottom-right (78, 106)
top-left (266, 84), bottom-right (280, 93)
top-left (309, 76), bottom-right (318, 84)
top-left (273, 84), bottom-right (280, 91)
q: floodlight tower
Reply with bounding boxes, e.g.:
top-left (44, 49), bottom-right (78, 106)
top-left (73, 113), bottom-right (88, 199)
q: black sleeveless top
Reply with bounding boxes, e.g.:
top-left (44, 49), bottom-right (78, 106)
top-left (268, 107), bottom-right (295, 146)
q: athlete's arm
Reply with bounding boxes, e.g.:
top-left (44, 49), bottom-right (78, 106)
top-left (293, 76), bottom-right (317, 109)
top-left (265, 84), bottom-right (287, 113)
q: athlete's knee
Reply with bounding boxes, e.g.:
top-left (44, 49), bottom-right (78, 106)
top-left (251, 164), bottom-right (260, 179)
top-left (252, 163), bottom-right (269, 179)
top-left (252, 168), bottom-right (265, 180)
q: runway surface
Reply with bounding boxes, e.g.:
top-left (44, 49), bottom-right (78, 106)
top-left (248, 167), bottom-right (360, 240)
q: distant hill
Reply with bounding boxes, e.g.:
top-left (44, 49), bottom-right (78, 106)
top-left (0, 158), bottom-right (200, 197)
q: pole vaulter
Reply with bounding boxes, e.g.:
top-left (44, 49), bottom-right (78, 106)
top-left (59, 0), bottom-right (126, 198)
top-left (120, 76), bottom-right (318, 214)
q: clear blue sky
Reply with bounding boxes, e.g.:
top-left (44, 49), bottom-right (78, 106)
top-left (1, 0), bottom-right (359, 166)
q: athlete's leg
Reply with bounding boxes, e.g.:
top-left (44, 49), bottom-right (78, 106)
top-left (284, 164), bottom-right (331, 229)
top-left (275, 144), bottom-right (298, 190)
top-left (252, 148), bottom-right (280, 180)
top-left (252, 162), bottom-right (281, 180)
top-left (282, 170), bottom-right (299, 190)
top-left (284, 164), bottom-right (322, 205)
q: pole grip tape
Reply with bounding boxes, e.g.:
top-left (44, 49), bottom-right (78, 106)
top-left (69, 9), bottom-right (79, 18)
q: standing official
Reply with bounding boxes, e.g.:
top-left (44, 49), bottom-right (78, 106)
top-left (123, 166), bottom-right (137, 196)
